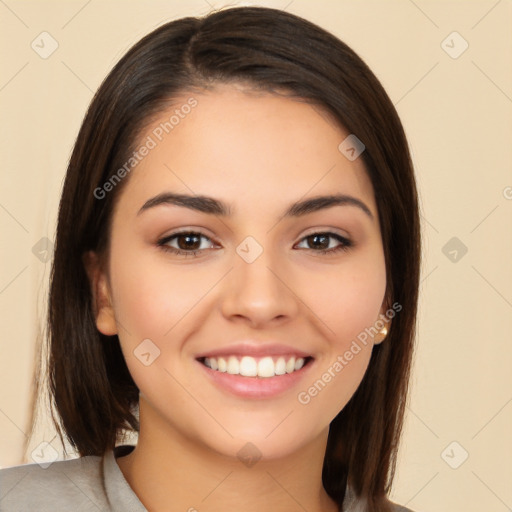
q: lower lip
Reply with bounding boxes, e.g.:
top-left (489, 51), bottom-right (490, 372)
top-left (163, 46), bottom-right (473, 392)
top-left (197, 359), bottom-right (313, 399)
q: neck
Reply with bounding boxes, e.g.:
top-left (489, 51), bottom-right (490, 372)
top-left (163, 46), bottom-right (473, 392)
top-left (117, 397), bottom-right (339, 512)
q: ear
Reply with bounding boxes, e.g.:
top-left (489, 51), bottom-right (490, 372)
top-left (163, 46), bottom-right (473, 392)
top-left (82, 250), bottom-right (118, 336)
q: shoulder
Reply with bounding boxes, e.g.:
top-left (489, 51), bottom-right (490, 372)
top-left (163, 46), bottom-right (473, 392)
top-left (0, 454), bottom-right (106, 512)
top-left (343, 486), bottom-right (417, 512)
top-left (390, 502), bottom-right (416, 512)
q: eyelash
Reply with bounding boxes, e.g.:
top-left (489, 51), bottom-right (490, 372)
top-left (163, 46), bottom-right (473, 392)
top-left (157, 230), bottom-right (353, 258)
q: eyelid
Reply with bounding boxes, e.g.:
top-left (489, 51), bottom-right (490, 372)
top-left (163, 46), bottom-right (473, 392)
top-left (294, 231), bottom-right (352, 251)
top-left (299, 226), bottom-right (351, 238)
top-left (296, 225), bottom-right (353, 248)
top-left (158, 227), bottom-right (350, 244)
top-left (158, 226), bottom-right (217, 241)
top-left (157, 227), bottom-right (354, 258)
top-left (158, 229), bottom-right (218, 248)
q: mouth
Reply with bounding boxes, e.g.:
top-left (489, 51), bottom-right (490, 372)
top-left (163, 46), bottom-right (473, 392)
top-left (196, 352), bottom-right (315, 399)
top-left (198, 355), bottom-right (314, 378)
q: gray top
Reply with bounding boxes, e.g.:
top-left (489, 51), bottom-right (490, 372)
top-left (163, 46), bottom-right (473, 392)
top-left (0, 445), bottom-right (142, 512)
top-left (0, 445), bottom-right (414, 511)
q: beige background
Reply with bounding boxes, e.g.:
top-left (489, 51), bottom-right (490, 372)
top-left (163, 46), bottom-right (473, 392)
top-left (1, 0), bottom-right (511, 510)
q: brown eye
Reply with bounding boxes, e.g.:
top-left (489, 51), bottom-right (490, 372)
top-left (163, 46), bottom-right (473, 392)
top-left (176, 233), bottom-right (202, 251)
top-left (305, 234), bottom-right (330, 250)
top-left (158, 231), bottom-right (216, 257)
top-left (295, 232), bottom-right (352, 255)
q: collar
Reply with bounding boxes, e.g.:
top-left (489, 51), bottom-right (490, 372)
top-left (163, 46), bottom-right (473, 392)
top-left (103, 445), bottom-right (146, 512)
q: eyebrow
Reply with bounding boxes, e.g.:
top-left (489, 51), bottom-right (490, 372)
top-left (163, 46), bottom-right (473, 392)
top-left (137, 192), bottom-right (373, 219)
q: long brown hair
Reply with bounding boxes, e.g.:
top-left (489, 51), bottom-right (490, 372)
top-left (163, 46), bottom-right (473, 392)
top-left (42, 7), bottom-right (420, 511)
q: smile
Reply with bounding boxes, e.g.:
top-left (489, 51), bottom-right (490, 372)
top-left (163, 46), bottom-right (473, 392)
top-left (201, 355), bottom-right (311, 378)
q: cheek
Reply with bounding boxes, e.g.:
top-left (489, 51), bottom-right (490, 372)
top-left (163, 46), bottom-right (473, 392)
top-left (296, 344), bottom-right (373, 426)
top-left (108, 245), bottom-right (215, 341)
top-left (106, 252), bottom-right (200, 411)
top-left (299, 253), bottom-right (387, 347)
top-left (106, 246), bottom-right (227, 391)
top-left (294, 264), bottom-right (384, 418)
top-left (290, 252), bottom-right (386, 416)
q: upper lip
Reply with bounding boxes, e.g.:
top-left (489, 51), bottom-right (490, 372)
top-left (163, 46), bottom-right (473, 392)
top-left (195, 342), bottom-right (312, 359)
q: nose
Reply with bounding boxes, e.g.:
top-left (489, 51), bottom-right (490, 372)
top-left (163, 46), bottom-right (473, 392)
top-left (220, 247), bottom-right (299, 328)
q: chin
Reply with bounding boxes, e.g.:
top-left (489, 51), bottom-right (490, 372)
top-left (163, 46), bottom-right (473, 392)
top-left (198, 419), bottom-right (326, 464)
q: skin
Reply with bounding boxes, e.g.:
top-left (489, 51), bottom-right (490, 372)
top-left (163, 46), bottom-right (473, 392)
top-left (86, 84), bottom-right (388, 512)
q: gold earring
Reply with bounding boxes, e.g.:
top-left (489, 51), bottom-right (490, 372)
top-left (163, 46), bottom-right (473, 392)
top-left (374, 325), bottom-right (388, 343)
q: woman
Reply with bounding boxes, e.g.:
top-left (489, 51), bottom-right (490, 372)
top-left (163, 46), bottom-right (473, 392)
top-left (0, 6), bottom-right (420, 512)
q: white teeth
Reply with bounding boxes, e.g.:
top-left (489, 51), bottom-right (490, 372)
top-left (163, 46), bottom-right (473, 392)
top-left (202, 355), bottom-right (308, 377)
top-left (257, 357), bottom-right (275, 378)
top-left (295, 357), bottom-right (305, 371)
top-left (217, 357), bottom-right (227, 372)
top-left (285, 357), bottom-right (296, 374)
top-left (239, 356), bottom-right (258, 377)
top-left (275, 357), bottom-right (286, 375)
top-left (227, 356), bottom-right (239, 374)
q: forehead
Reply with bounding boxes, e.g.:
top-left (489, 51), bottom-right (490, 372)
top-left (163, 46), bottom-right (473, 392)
top-left (117, 84), bottom-right (376, 217)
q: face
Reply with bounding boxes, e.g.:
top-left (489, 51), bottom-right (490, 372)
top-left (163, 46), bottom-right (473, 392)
top-left (89, 84), bottom-right (387, 461)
